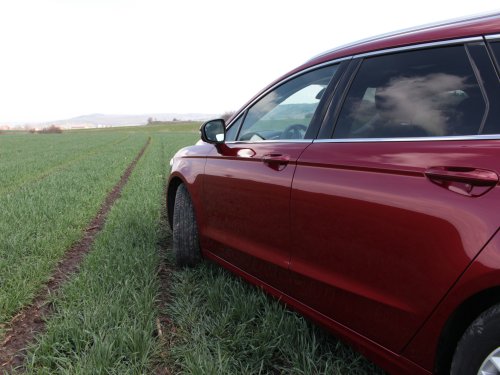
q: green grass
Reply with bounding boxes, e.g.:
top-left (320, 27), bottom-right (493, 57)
top-left (143, 121), bottom-right (201, 133)
top-left (164, 261), bottom-right (383, 375)
top-left (23, 131), bottom-right (196, 374)
top-left (0, 132), bottom-right (130, 196)
top-left (0, 133), bottom-right (148, 329)
top-left (1, 122), bottom-right (382, 374)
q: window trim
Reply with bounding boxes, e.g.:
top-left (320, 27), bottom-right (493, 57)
top-left (313, 134), bottom-right (500, 143)
top-left (485, 34), bottom-right (500, 41)
top-left (223, 139), bottom-right (314, 145)
top-left (353, 36), bottom-right (482, 59)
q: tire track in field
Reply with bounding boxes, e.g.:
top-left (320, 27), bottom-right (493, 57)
top-left (0, 137), bottom-right (151, 373)
top-left (153, 182), bottom-right (176, 375)
top-left (0, 135), bottom-right (131, 198)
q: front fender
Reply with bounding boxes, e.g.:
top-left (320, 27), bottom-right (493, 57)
top-left (166, 142), bottom-right (213, 232)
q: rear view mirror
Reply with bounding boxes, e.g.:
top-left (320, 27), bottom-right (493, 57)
top-left (315, 87), bottom-right (326, 100)
top-left (201, 119), bottom-right (226, 144)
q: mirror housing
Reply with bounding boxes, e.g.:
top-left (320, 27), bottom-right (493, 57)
top-left (200, 119), bottom-right (226, 144)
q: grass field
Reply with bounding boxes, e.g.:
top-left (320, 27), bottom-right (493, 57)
top-left (0, 122), bottom-right (382, 374)
top-left (0, 132), bottom-right (148, 327)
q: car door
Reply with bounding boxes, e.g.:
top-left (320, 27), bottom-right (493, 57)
top-left (289, 41), bottom-right (500, 351)
top-left (201, 63), bottom-right (344, 292)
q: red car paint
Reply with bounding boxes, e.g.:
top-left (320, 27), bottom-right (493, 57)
top-left (168, 13), bottom-right (500, 375)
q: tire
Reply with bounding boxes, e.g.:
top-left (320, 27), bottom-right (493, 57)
top-left (451, 303), bottom-right (500, 375)
top-left (172, 184), bottom-right (202, 267)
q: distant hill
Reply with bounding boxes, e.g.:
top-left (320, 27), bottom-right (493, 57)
top-left (52, 113), bottom-right (217, 127)
top-left (6, 113), bottom-right (217, 129)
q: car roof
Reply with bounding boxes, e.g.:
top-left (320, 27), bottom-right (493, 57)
top-left (304, 12), bottom-right (500, 69)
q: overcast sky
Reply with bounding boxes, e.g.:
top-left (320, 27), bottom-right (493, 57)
top-left (0, 0), bottom-right (499, 123)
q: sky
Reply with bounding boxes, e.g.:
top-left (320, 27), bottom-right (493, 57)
top-left (0, 0), bottom-right (499, 123)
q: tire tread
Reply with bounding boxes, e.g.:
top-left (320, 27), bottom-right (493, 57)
top-left (451, 303), bottom-right (500, 375)
top-left (172, 184), bottom-right (201, 267)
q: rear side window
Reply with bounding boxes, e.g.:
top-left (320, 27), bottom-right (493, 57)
top-left (334, 46), bottom-right (485, 139)
top-left (489, 41), bottom-right (500, 71)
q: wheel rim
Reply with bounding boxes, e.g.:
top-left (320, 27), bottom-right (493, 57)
top-left (478, 347), bottom-right (500, 375)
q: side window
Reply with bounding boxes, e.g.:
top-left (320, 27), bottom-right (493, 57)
top-left (237, 65), bottom-right (338, 141)
top-left (334, 46), bottom-right (485, 139)
top-left (489, 41), bottom-right (500, 72)
top-left (225, 114), bottom-right (243, 142)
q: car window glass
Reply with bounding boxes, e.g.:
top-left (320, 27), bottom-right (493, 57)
top-left (466, 42), bottom-right (500, 135)
top-left (225, 114), bottom-right (243, 142)
top-left (237, 65), bottom-right (338, 141)
top-left (333, 46), bottom-right (485, 139)
top-left (488, 41), bottom-right (500, 72)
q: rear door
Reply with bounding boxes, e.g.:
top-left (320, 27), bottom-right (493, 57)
top-left (202, 63), bottom-right (345, 292)
top-left (289, 40), bottom-right (500, 351)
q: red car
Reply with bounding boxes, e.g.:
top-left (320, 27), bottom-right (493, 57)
top-left (168, 13), bottom-right (500, 375)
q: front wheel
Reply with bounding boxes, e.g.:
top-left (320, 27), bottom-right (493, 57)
top-left (172, 184), bottom-right (202, 267)
top-left (451, 303), bottom-right (500, 375)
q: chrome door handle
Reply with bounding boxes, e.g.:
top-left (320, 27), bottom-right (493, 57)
top-left (262, 154), bottom-right (290, 171)
top-left (425, 167), bottom-right (498, 185)
top-left (425, 166), bottom-right (498, 197)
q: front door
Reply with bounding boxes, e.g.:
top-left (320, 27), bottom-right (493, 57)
top-left (202, 64), bottom-right (340, 292)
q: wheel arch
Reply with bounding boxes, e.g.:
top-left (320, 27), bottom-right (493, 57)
top-left (435, 286), bottom-right (500, 374)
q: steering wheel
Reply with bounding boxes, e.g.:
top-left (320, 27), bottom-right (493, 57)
top-left (280, 124), bottom-right (307, 139)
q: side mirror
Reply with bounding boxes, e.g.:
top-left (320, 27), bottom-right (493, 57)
top-left (200, 119), bottom-right (226, 144)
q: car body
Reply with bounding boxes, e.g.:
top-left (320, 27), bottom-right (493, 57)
top-left (168, 13), bottom-right (500, 375)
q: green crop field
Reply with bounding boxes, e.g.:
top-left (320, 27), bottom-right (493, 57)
top-left (0, 122), bottom-right (381, 374)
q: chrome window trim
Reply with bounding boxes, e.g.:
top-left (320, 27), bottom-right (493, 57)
top-left (314, 134), bottom-right (500, 143)
top-left (485, 34), bottom-right (500, 40)
top-left (353, 37), bottom-right (483, 59)
top-left (225, 57), bottom-right (350, 129)
top-left (225, 140), bottom-right (313, 144)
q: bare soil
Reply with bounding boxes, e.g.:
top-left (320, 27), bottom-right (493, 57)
top-left (0, 138), bottom-right (151, 373)
top-left (152, 189), bottom-right (175, 375)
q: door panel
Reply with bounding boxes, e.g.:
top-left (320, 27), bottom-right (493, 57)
top-left (202, 142), bottom-right (309, 292)
top-left (289, 140), bottom-right (500, 351)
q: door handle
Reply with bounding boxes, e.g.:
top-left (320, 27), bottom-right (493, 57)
top-left (262, 153), bottom-right (290, 171)
top-left (425, 167), bottom-right (498, 185)
top-left (425, 166), bottom-right (498, 197)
